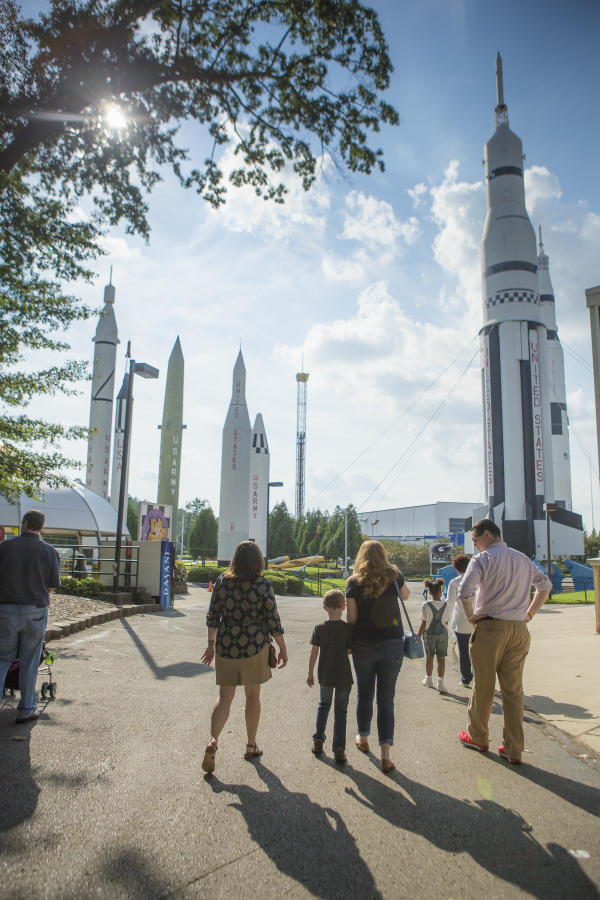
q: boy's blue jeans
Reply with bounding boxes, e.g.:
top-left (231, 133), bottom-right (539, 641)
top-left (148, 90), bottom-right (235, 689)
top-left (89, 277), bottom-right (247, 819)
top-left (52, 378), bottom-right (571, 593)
top-left (352, 639), bottom-right (404, 746)
top-left (0, 604), bottom-right (48, 716)
top-left (313, 685), bottom-right (351, 751)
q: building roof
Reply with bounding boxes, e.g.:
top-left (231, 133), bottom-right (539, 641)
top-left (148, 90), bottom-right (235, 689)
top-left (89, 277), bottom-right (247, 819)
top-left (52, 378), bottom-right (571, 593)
top-left (0, 483), bottom-right (127, 536)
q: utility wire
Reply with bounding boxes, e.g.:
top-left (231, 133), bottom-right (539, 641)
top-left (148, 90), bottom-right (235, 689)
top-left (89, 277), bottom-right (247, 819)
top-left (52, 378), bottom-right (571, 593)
top-left (357, 347), bottom-right (479, 512)
top-left (562, 340), bottom-right (593, 375)
top-left (306, 333), bottom-right (478, 509)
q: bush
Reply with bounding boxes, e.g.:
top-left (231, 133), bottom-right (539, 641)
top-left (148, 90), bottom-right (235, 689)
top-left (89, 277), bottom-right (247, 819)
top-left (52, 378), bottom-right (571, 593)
top-left (283, 574), bottom-right (305, 595)
top-left (59, 576), bottom-right (103, 597)
top-left (186, 565), bottom-right (227, 582)
top-left (173, 561), bottom-right (188, 584)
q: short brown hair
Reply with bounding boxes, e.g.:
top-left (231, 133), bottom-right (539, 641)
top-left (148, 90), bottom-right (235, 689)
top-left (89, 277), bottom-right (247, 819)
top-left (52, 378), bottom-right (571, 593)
top-left (452, 554), bottom-right (471, 574)
top-left (22, 510), bottom-right (45, 532)
top-left (323, 589), bottom-right (345, 610)
top-left (226, 541), bottom-right (264, 580)
top-left (472, 518), bottom-right (501, 539)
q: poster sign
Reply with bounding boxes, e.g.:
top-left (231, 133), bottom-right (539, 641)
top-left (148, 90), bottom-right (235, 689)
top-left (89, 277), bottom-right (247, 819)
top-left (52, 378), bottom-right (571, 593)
top-left (159, 540), bottom-right (174, 610)
top-left (139, 502), bottom-right (172, 541)
top-left (429, 542), bottom-right (453, 566)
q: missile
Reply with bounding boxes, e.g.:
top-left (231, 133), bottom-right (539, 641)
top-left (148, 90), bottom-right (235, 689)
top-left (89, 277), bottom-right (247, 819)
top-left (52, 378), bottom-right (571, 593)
top-left (217, 350), bottom-right (252, 564)
top-left (479, 55), bottom-right (582, 556)
top-left (86, 277), bottom-right (119, 498)
top-left (157, 337), bottom-right (186, 538)
top-left (248, 413), bottom-right (270, 554)
top-left (110, 372), bottom-right (131, 531)
top-left (537, 228), bottom-right (573, 508)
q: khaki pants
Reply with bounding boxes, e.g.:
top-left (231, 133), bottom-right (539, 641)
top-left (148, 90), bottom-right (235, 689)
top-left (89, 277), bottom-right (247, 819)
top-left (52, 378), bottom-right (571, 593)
top-left (467, 619), bottom-right (531, 757)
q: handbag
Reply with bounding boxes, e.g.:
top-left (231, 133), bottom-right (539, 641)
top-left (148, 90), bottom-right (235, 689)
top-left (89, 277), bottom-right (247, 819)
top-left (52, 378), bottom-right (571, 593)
top-left (268, 641), bottom-right (278, 668)
top-left (395, 582), bottom-right (425, 659)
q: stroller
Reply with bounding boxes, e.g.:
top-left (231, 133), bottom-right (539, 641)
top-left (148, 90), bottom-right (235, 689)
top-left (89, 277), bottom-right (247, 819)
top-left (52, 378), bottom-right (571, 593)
top-left (2, 643), bottom-right (57, 701)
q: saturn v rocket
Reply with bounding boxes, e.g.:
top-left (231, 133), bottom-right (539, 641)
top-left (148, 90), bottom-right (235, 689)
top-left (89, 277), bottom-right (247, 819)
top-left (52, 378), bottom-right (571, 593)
top-left (217, 350), bottom-right (252, 564)
top-left (86, 278), bottom-right (119, 498)
top-left (479, 55), bottom-right (582, 557)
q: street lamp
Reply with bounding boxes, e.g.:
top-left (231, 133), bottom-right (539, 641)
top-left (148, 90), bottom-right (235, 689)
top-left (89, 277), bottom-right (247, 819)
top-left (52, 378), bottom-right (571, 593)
top-left (113, 347), bottom-right (159, 591)
top-left (371, 518), bottom-right (380, 538)
top-left (545, 502), bottom-right (558, 581)
top-left (265, 481), bottom-right (283, 569)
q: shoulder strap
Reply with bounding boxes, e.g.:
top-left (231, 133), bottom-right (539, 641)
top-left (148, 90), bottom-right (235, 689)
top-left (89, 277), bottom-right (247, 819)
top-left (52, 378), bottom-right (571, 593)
top-left (395, 580), bottom-right (415, 636)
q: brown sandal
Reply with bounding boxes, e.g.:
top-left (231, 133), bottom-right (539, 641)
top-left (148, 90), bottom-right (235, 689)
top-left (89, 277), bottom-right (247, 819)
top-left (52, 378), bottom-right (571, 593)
top-left (381, 759), bottom-right (395, 774)
top-left (202, 739), bottom-right (217, 774)
top-left (244, 742), bottom-right (263, 760)
top-left (355, 737), bottom-right (369, 753)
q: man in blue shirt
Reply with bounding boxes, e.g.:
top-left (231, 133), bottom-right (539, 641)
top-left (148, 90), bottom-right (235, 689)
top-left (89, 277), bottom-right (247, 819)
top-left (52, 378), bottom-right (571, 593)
top-left (0, 510), bottom-right (60, 723)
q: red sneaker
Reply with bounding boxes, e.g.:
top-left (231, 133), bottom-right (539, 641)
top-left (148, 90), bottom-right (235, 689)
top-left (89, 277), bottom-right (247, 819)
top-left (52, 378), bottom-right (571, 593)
top-left (458, 731), bottom-right (488, 752)
top-left (498, 745), bottom-right (522, 764)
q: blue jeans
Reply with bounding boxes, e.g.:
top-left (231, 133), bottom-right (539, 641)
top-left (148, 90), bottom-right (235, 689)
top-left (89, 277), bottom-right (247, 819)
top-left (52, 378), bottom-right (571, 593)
top-left (352, 639), bottom-right (404, 746)
top-left (313, 685), bottom-right (351, 750)
top-left (455, 631), bottom-right (473, 684)
top-left (0, 604), bottom-right (48, 716)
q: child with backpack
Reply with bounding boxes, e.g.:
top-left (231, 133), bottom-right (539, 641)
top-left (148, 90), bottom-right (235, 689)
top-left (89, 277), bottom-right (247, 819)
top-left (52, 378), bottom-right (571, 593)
top-left (418, 578), bottom-right (449, 693)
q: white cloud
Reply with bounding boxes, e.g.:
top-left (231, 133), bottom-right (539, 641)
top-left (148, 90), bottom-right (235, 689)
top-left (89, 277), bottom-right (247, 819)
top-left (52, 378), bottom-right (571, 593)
top-left (321, 252), bottom-right (367, 283)
top-left (407, 182), bottom-right (427, 209)
top-left (524, 165), bottom-right (562, 218)
top-left (342, 190), bottom-right (422, 249)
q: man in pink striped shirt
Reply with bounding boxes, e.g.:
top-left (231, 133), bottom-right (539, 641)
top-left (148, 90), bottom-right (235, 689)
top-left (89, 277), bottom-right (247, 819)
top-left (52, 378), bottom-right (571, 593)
top-left (457, 518), bottom-right (551, 764)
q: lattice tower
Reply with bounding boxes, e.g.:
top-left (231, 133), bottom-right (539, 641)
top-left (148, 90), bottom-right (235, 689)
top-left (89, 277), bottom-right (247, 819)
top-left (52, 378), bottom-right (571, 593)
top-left (295, 371), bottom-right (309, 517)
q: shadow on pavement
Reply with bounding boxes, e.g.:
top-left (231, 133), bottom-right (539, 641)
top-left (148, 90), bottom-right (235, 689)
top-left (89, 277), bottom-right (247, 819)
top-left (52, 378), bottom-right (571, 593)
top-left (208, 762), bottom-right (381, 898)
top-left (119, 617), bottom-right (211, 681)
top-left (342, 766), bottom-right (598, 899)
top-left (486, 756), bottom-right (600, 818)
top-left (524, 694), bottom-right (596, 721)
top-left (0, 720), bottom-right (40, 840)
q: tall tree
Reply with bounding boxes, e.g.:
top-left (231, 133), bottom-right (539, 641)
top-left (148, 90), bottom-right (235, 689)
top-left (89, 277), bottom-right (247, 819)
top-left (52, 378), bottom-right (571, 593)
top-left (188, 505), bottom-right (218, 560)
top-left (268, 500), bottom-right (295, 559)
top-left (0, 0), bottom-right (397, 500)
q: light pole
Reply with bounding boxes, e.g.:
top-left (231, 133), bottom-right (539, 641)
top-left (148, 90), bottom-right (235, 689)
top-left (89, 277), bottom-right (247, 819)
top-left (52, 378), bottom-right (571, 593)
top-left (113, 350), bottom-right (159, 591)
top-left (545, 502), bottom-right (558, 581)
top-left (265, 481), bottom-right (283, 569)
top-left (343, 506), bottom-right (349, 577)
top-left (371, 518), bottom-right (379, 538)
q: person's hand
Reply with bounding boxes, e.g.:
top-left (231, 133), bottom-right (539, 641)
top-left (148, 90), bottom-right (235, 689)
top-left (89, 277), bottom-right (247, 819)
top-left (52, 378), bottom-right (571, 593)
top-left (306, 673), bottom-right (314, 686)
top-left (277, 647), bottom-right (288, 668)
top-left (201, 644), bottom-right (215, 666)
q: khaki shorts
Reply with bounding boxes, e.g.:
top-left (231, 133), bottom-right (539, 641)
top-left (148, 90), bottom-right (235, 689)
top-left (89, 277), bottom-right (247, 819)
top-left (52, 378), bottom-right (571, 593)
top-left (215, 645), bottom-right (272, 686)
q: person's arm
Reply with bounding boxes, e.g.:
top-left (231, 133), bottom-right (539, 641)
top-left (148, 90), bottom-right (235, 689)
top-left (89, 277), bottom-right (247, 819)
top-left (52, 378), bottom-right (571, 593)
top-left (202, 579), bottom-right (221, 665)
top-left (263, 580), bottom-right (287, 666)
top-left (307, 645), bottom-right (318, 686)
top-left (200, 626), bottom-right (217, 665)
top-left (527, 566), bottom-right (552, 620)
top-left (418, 619), bottom-right (427, 637)
top-left (274, 632), bottom-right (288, 667)
top-left (458, 558), bottom-right (482, 621)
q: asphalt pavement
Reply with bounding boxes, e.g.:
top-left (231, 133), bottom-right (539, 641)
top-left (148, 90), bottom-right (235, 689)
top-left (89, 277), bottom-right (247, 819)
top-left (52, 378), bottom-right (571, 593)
top-left (0, 586), bottom-right (599, 899)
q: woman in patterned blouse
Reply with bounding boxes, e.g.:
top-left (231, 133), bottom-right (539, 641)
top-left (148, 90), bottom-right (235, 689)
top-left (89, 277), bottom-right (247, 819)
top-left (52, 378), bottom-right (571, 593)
top-left (201, 541), bottom-right (287, 773)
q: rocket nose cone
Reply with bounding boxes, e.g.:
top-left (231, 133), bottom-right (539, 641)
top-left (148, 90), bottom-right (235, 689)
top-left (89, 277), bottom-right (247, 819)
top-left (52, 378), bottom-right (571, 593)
top-left (252, 412), bottom-right (265, 433)
top-left (94, 302), bottom-right (119, 342)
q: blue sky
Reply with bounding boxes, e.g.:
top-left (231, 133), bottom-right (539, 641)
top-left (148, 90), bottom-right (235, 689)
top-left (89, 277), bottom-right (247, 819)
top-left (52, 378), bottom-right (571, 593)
top-left (28, 0), bottom-right (600, 531)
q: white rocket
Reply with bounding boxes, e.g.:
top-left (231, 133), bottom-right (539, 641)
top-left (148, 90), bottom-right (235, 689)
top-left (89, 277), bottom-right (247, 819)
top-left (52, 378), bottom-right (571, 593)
top-left (248, 413), bottom-right (270, 554)
top-left (537, 228), bottom-right (573, 509)
top-left (217, 350), bottom-right (252, 563)
top-left (110, 372), bottom-right (131, 531)
top-left (86, 278), bottom-right (119, 498)
top-left (479, 54), bottom-right (582, 557)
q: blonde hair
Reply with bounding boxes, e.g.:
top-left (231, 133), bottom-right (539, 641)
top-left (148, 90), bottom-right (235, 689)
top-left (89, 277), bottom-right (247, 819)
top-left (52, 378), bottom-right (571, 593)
top-left (351, 540), bottom-right (398, 598)
top-left (323, 589), bottom-right (345, 610)
top-left (424, 578), bottom-right (444, 599)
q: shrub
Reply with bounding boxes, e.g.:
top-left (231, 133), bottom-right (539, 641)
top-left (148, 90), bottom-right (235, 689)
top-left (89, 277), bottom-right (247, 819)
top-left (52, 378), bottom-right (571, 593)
top-left (186, 565), bottom-right (226, 582)
top-left (283, 575), bottom-right (304, 595)
top-left (59, 576), bottom-right (103, 597)
top-left (173, 561), bottom-right (188, 584)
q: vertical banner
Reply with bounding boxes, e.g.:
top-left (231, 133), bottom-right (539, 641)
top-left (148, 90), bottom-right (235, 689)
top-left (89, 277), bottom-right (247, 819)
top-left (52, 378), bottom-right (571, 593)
top-left (529, 329), bottom-right (545, 499)
top-left (483, 333), bottom-right (494, 501)
top-left (160, 539), bottom-right (175, 610)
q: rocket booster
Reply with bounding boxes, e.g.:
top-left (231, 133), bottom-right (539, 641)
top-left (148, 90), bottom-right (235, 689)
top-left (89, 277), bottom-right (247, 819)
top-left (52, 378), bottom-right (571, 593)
top-left (217, 351), bottom-right (252, 564)
top-left (537, 230), bottom-right (572, 508)
top-left (110, 372), bottom-right (131, 531)
top-left (248, 413), bottom-right (270, 555)
top-left (480, 54), bottom-right (551, 555)
top-left (157, 337), bottom-right (185, 535)
top-left (86, 279), bottom-right (119, 497)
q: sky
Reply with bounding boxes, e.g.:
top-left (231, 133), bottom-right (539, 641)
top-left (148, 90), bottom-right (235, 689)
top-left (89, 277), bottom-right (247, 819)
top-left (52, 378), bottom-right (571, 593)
top-left (24, 0), bottom-right (600, 533)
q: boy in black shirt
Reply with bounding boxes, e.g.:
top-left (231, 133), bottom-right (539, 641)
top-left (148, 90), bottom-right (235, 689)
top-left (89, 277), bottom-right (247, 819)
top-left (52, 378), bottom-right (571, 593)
top-left (307, 589), bottom-right (353, 764)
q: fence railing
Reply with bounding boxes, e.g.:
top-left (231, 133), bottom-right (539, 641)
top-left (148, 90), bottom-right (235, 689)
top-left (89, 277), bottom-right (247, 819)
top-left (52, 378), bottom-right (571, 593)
top-left (55, 544), bottom-right (140, 590)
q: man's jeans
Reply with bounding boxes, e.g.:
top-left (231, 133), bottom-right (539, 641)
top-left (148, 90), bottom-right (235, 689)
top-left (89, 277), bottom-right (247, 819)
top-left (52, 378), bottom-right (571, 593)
top-left (0, 604), bottom-right (48, 716)
top-left (352, 639), bottom-right (404, 746)
top-left (313, 686), bottom-right (351, 751)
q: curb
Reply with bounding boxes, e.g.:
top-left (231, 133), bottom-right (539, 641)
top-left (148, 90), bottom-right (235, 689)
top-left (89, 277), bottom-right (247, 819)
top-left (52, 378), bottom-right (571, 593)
top-left (45, 603), bottom-right (162, 642)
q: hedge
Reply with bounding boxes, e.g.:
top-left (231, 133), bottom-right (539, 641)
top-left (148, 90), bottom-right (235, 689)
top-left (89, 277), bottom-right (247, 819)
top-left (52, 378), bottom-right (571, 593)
top-left (59, 576), bottom-right (104, 597)
top-left (186, 565), bottom-right (227, 582)
top-left (185, 566), bottom-right (306, 595)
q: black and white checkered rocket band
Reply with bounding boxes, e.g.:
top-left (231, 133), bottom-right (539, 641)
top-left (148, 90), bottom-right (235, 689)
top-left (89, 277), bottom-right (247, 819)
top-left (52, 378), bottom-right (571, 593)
top-left (486, 289), bottom-right (538, 308)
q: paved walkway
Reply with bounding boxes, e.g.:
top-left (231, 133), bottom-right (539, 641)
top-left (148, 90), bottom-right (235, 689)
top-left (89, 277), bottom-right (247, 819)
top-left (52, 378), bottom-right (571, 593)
top-left (0, 587), bottom-right (598, 898)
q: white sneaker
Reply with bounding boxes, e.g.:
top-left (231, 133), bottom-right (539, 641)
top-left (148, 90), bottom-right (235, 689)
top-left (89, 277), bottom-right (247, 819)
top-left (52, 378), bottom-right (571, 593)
top-left (436, 677), bottom-right (446, 693)
top-left (422, 675), bottom-right (433, 688)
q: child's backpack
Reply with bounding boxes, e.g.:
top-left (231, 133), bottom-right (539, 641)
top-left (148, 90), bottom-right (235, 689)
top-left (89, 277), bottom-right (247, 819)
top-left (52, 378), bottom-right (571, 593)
top-left (426, 601), bottom-right (447, 635)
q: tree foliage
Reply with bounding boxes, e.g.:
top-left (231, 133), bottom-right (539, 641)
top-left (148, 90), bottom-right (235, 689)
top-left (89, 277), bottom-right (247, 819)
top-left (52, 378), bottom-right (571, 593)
top-left (188, 504), bottom-right (218, 560)
top-left (0, 0), bottom-right (397, 500)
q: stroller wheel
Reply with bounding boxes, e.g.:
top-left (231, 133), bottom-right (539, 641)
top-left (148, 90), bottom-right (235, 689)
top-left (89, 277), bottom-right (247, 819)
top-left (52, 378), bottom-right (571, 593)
top-left (41, 683), bottom-right (48, 700)
top-left (49, 682), bottom-right (57, 699)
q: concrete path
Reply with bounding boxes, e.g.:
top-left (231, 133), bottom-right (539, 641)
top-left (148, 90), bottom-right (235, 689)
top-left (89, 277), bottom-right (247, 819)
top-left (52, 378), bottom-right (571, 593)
top-left (0, 588), bottom-right (599, 899)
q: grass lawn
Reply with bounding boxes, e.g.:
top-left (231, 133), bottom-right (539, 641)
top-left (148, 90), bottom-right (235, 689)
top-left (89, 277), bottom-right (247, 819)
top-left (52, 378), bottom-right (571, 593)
top-left (548, 590), bottom-right (595, 604)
